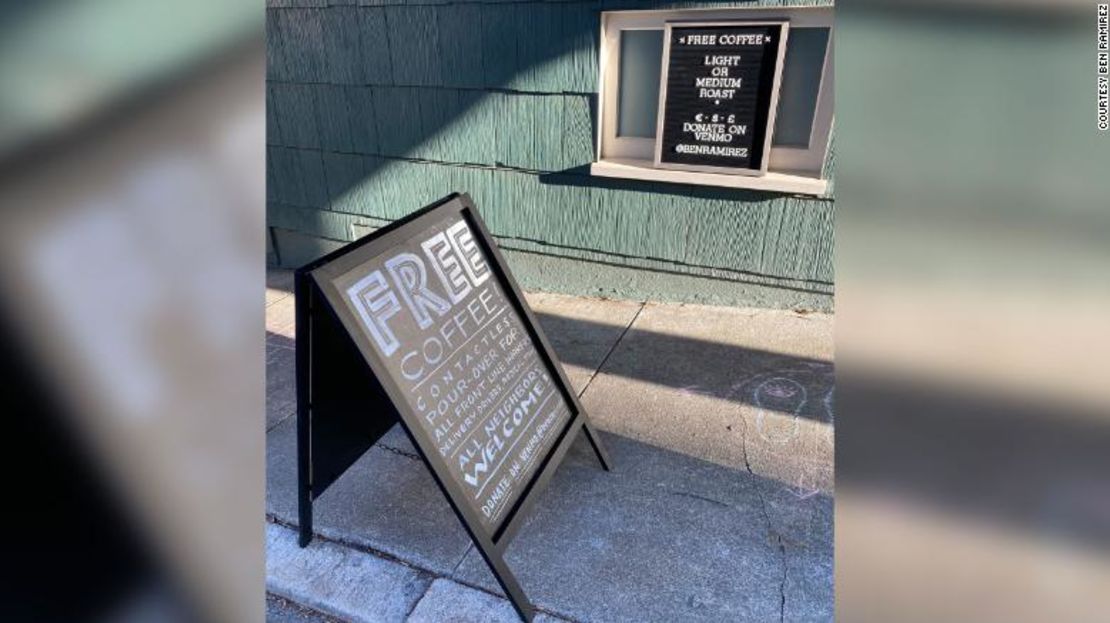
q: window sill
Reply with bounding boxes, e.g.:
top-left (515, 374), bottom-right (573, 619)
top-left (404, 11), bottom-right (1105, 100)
top-left (589, 158), bottom-right (829, 196)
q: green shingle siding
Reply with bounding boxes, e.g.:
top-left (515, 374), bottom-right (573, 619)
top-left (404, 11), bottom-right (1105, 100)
top-left (266, 1), bottom-right (834, 309)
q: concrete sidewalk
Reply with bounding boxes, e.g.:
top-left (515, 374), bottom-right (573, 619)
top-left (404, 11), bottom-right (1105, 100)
top-left (266, 270), bottom-right (833, 623)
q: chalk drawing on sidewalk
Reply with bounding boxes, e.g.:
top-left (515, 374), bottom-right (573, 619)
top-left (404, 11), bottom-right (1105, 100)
top-left (678, 384), bottom-right (716, 398)
top-left (724, 362), bottom-right (834, 499)
top-left (753, 377), bottom-right (806, 444)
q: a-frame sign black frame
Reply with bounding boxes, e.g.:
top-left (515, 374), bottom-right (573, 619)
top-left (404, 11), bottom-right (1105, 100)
top-left (294, 193), bottom-right (612, 622)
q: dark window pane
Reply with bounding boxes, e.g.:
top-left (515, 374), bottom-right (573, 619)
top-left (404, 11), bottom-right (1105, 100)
top-left (618, 30), bottom-right (664, 138)
top-left (773, 27), bottom-right (830, 147)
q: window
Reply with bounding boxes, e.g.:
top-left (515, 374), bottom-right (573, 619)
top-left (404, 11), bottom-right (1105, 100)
top-left (595, 7), bottom-right (834, 194)
top-left (617, 31), bottom-right (665, 138)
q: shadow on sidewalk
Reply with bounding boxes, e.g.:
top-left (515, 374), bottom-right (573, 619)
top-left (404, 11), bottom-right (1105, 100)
top-left (267, 304), bottom-right (835, 425)
top-left (534, 310), bottom-right (833, 423)
top-left (266, 415), bottom-right (833, 623)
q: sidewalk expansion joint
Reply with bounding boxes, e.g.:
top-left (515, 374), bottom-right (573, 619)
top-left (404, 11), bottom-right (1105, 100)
top-left (448, 542), bottom-right (475, 577)
top-left (577, 302), bottom-right (645, 399)
top-left (665, 489), bottom-right (732, 509)
top-left (266, 515), bottom-right (579, 622)
top-left (267, 592), bottom-right (346, 623)
top-left (403, 585), bottom-right (429, 621)
top-left (267, 410), bottom-right (295, 433)
top-left (267, 514), bottom-right (431, 577)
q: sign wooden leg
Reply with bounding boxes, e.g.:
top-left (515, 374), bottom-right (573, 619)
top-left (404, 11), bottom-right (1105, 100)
top-left (298, 481), bottom-right (313, 547)
top-left (296, 271), bottom-right (314, 548)
top-left (581, 420), bottom-right (613, 472)
top-left (475, 543), bottom-right (535, 623)
top-left (297, 381), bottom-right (312, 548)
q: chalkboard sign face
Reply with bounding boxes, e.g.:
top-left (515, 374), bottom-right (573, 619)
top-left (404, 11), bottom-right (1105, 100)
top-left (310, 198), bottom-right (575, 536)
top-left (654, 21), bottom-right (789, 175)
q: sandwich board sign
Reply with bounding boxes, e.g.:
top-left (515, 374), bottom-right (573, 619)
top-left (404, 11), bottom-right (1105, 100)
top-left (294, 193), bottom-right (611, 622)
top-left (654, 21), bottom-right (789, 175)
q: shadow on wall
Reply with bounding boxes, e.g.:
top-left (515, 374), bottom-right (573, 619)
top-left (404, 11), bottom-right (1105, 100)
top-left (537, 163), bottom-right (781, 202)
top-left (265, 2), bottom-right (835, 303)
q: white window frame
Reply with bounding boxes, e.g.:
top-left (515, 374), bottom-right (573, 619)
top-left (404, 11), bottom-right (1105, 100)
top-left (594, 6), bottom-right (835, 195)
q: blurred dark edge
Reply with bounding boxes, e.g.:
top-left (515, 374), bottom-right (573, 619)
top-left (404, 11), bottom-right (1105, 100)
top-left (0, 5), bottom-right (264, 621)
top-left (0, 35), bottom-right (263, 179)
top-left (0, 306), bottom-right (194, 622)
top-left (839, 367), bottom-right (1110, 552)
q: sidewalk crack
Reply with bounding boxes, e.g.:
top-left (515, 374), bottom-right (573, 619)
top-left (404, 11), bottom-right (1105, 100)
top-left (754, 487), bottom-right (788, 623)
top-left (777, 534), bottom-right (787, 623)
top-left (738, 410), bottom-right (788, 622)
top-left (377, 443), bottom-right (420, 461)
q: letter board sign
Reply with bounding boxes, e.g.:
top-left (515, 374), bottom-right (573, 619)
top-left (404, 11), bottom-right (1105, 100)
top-left (654, 21), bottom-right (789, 175)
top-left (294, 194), bottom-right (611, 622)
